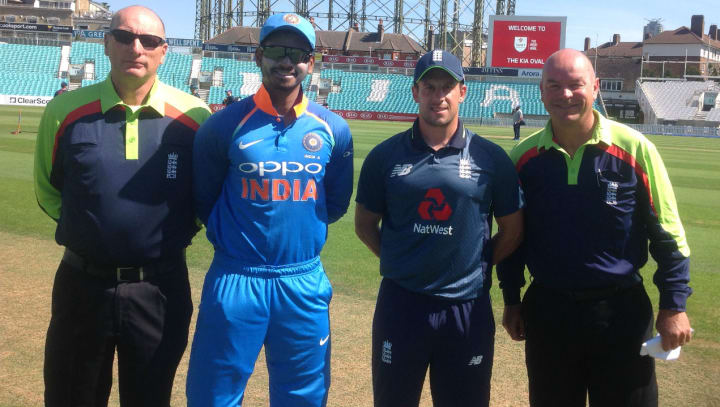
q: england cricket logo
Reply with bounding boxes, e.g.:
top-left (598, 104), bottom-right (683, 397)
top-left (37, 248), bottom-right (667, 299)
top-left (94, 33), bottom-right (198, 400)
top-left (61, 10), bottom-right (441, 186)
top-left (514, 36), bottom-right (528, 53)
top-left (166, 153), bottom-right (178, 179)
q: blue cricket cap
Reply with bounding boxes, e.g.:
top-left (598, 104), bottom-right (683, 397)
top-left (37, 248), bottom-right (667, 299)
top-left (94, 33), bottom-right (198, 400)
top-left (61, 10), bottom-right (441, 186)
top-left (413, 49), bottom-right (464, 83)
top-left (260, 13), bottom-right (316, 51)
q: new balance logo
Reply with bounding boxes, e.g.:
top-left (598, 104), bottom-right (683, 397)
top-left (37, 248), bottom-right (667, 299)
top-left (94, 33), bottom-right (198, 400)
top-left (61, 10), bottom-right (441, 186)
top-left (381, 340), bottom-right (392, 364)
top-left (390, 164), bottom-right (413, 177)
top-left (468, 355), bottom-right (484, 366)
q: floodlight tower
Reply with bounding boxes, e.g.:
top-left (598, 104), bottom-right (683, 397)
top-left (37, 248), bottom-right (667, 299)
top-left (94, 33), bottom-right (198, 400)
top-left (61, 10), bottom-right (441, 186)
top-left (506, 0), bottom-right (515, 15)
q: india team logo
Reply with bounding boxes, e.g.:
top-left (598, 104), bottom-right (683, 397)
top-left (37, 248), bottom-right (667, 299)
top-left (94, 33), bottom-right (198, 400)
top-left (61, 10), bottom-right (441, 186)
top-left (302, 132), bottom-right (323, 152)
top-left (514, 36), bottom-right (528, 53)
top-left (284, 14), bottom-right (300, 24)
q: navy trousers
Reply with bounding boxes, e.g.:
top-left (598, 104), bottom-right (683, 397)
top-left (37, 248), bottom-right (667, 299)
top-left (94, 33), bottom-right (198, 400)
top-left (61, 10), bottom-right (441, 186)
top-left (372, 278), bottom-right (494, 407)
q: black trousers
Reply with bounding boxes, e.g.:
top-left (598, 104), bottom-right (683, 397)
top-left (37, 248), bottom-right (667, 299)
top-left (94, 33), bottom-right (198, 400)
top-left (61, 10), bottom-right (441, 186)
top-left (522, 282), bottom-right (658, 407)
top-left (372, 279), bottom-right (494, 407)
top-left (513, 123), bottom-right (521, 139)
top-left (44, 259), bottom-right (193, 407)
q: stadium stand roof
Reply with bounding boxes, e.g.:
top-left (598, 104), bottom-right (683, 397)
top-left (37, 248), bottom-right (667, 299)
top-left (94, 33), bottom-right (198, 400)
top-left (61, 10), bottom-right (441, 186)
top-left (206, 26), bottom-right (261, 46)
top-left (205, 23), bottom-right (423, 56)
top-left (586, 41), bottom-right (643, 58)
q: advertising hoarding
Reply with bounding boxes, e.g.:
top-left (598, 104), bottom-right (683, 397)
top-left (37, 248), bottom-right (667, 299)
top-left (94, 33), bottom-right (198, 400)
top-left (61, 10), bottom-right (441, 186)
top-left (487, 15), bottom-right (566, 69)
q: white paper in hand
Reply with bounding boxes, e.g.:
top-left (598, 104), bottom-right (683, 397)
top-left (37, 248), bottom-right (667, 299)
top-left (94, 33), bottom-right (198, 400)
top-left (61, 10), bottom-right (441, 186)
top-left (640, 334), bottom-right (681, 360)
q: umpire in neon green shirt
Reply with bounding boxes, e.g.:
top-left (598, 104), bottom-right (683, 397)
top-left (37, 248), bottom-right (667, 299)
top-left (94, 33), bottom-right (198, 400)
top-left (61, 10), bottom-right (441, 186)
top-left (33, 6), bottom-right (210, 406)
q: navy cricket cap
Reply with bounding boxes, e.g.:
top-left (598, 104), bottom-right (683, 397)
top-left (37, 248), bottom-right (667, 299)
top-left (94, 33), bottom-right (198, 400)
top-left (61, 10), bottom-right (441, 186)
top-left (260, 13), bottom-right (316, 51)
top-left (414, 49), bottom-right (464, 83)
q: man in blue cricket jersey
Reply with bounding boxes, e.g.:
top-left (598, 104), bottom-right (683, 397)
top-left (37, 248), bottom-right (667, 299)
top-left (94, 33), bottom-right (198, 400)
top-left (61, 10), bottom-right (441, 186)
top-left (186, 13), bottom-right (354, 407)
top-left (355, 50), bottom-right (524, 407)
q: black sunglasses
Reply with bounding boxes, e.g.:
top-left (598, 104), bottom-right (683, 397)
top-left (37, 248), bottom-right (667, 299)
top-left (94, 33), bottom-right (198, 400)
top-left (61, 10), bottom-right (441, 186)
top-left (261, 46), bottom-right (312, 64)
top-left (109, 29), bottom-right (165, 50)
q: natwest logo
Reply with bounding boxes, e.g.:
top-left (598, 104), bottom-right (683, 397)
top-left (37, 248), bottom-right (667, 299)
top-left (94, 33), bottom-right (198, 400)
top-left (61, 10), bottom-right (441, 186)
top-left (418, 188), bottom-right (452, 221)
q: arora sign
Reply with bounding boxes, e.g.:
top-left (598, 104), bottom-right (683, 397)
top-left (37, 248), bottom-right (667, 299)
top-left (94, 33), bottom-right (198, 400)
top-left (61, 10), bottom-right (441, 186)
top-left (487, 15), bottom-right (566, 69)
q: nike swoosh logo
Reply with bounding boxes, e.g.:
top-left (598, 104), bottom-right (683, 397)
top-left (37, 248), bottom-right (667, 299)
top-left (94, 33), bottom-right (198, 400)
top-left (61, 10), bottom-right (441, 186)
top-left (238, 139), bottom-right (264, 150)
top-left (319, 335), bottom-right (330, 346)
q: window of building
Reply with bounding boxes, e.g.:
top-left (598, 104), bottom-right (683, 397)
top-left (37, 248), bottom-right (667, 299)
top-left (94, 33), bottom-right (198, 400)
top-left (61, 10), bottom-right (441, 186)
top-left (26, 16), bottom-right (38, 23)
top-left (600, 79), bottom-right (623, 91)
top-left (6, 15), bottom-right (17, 22)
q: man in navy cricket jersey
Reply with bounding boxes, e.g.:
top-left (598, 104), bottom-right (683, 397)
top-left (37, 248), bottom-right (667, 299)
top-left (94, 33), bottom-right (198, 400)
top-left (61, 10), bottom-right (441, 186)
top-left (355, 49), bottom-right (524, 407)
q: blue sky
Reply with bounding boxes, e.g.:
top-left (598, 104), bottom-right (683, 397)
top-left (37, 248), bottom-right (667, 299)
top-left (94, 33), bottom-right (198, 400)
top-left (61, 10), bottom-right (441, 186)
top-left (109, 0), bottom-right (718, 51)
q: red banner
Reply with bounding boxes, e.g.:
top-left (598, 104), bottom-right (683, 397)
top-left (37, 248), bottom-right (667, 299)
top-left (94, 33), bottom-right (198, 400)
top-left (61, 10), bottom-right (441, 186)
top-left (332, 110), bottom-right (416, 122)
top-left (322, 55), bottom-right (417, 68)
top-left (210, 104), bottom-right (225, 112)
top-left (490, 19), bottom-right (563, 69)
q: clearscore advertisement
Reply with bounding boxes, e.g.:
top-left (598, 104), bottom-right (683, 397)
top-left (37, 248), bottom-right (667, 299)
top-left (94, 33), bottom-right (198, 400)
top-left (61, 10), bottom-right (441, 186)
top-left (487, 15), bottom-right (566, 69)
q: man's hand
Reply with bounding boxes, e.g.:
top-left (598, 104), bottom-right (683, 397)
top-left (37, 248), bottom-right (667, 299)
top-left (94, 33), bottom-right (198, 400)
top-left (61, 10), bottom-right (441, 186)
top-left (502, 304), bottom-right (525, 341)
top-left (656, 310), bottom-right (692, 351)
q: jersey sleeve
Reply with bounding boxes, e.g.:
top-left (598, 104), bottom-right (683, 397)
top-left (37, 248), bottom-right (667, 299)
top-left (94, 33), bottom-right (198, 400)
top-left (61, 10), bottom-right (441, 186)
top-left (639, 141), bottom-right (692, 311)
top-left (33, 101), bottom-right (63, 221)
top-left (193, 111), bottom-right (232, 225)
top-left (490, 143), bottom-right (524, 218)
top-left (323, 118), bottom-right (354, 224)
top-left (355, 142), bottom-right (388, 215)
top-left (495, 142), bottom-right (529, 305)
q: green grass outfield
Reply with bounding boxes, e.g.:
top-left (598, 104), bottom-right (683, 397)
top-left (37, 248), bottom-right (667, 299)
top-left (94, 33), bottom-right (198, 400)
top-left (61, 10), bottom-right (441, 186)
top-left (1, 105), bottom-right (719, 406)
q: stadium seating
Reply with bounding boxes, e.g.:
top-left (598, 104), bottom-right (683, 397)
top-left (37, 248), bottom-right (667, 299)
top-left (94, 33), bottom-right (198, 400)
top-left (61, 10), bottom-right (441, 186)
top-left (0, 43), bottom-right (61, 76)
top-left (0, 72), bottom-right (64, 97)
top-left (322, 69), bottom-right (553, 118)
top-left (707, 108), bottom-right (720, 122)
top-left (3, 42), bottom-right (601, 119)
top-left (0, 44), bottom-right (62, 96)
top-left (638, 80), bottom-right (720, 122)
top-left (158, 52), bottom-right (193, 92)
top-left (69, 42), bottom-right (111, 81)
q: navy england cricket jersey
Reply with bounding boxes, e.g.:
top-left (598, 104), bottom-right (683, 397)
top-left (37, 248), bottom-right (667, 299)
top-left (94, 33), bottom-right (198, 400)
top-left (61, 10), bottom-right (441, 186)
top-left (356, 120), bottom-right (523, 300)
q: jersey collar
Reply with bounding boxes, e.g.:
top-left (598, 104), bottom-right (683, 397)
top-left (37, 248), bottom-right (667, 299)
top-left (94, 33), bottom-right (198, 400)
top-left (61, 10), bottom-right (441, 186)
top-left (410, 118), bottom-right (466, 151)
top-left (537, 109), bottom-right (613, 152)
top-left (100, 76), bottom-right (165, 116)
top-left (253, 84), bottom-right (309, 120)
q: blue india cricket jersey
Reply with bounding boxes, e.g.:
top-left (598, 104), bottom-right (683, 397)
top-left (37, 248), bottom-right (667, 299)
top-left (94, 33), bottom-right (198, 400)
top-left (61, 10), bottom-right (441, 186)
top-left (193, 85), bottom-right (354, 266)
